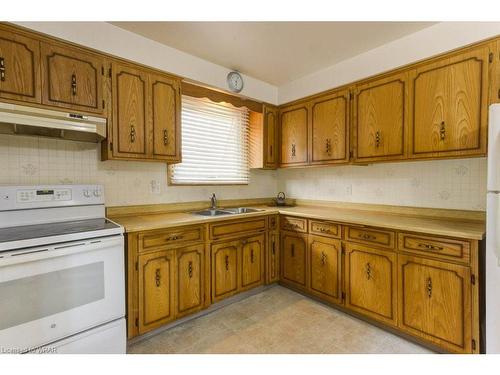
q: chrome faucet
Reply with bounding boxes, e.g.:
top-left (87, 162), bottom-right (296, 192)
top-left (210, 193), bottom-right (217, 209)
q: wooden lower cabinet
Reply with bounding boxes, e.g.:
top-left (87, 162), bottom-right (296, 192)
top-left (241, 234), bottom-right (265, 291)
top-left (345, 243), bottom-right (397, 326)
top-left (398, 254), bottom-right (473, 353)
top-left (308, 235), bottom-right (342, 304)
top-left (211, 239), bottom-right (239, 303)
top-left (176, 245), bottom-right (205, 319)
top-left (267, 232), bottom-right (280, 283)
top-left (138, 249), bottom-right (176, 335)
top-left (281, 231), bottom-right (308, 289)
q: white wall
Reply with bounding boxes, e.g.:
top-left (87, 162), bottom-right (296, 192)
top-left (278, 22), bottom-right (500, 104)
top-left (14, 22), bottom-right (278, 105)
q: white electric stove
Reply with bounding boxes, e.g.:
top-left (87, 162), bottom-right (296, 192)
top-left (0, 185), bottom-right (126, 354)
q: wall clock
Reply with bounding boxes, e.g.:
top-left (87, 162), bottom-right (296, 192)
top-left (227, 71), bottom-right (244, 93)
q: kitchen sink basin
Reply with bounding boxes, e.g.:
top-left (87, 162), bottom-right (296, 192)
top-left (192, 209), bottom-right (234, 216)
top-left (223, 207), bottom-right (263, 214)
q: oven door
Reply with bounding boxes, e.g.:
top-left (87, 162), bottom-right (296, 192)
top-left (0, 235), bottom-right (124, 353)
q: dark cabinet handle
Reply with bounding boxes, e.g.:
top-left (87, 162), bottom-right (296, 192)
top-left (358, 233), bottom-right (376, 241)
top-left (326, 138), bottom-right (332, 155)
top-left (155, 268), bottom-right (161, 287)
top-left (375, 131), bottom-right (381, 148)
top-left (426, 277), bottom-right (433, 298)
top-left (130, 125), bottom-right (136, 143)
top-left (0, 57), bottom-right (5, 82)
top-left (272, 240), bottom-right (276, 255)
top-left (291, 244), bottom-right (295, 257)
top-left (188, 261), bottom-right (193, 278)
top-left (321, 251), bottom-right (327, 266)
top-left (71, 74), bottom-right (77, 96)
top-left (440, 121), bottom-right (446, 140)
top-left (291, 143), bottom-right (296, 157)
top-left (417, 243), bottom-right (444, 251)
top-left (163, 129), bottom-right (169, 146)
top-left (250, 249), bottom-right (254, 263)
top-left (270, 145), bottom-right (273, 158)
top-left (225, 255), bottom-right (229, 271)
top-left (365, 263), bottom-right (372, 280)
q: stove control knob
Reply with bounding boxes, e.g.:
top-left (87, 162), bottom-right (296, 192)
top-left (93, 189), bottom-right (102, 197)
top-left (83, 189), bottom-right (91, 198)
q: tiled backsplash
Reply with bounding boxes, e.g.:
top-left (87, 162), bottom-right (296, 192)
top-left (278, 158), bottom-right (487, 211)
top-left (0, 134), bottom-right (487, 210)
top-left (0, 134), bottom-right (278, 207)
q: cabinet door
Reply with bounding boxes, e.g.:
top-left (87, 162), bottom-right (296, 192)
top-left (281, 232), bottom-right (307, 289)
top-left (267, 232), bottom-right (280, 284)
top-left (138, 249), bottom-right (175, 334)
top-left (398, 254), bottom-right (472, 353)
top-left (309, 235), bottom-right (342, 304)
top-left (0, 29), bottom-right (41, 103)
top-left (354, 73), bottom-right (407, 162)
top-left (345, 244), bottom-right (397, 326)
top-left (150, 72), bottom-right (181, 162)
top-left (310, 90), bottom-right (349, 164)
top-left (176, 245), bottom-right (204, 318)
top-left (211, 239), bottom-right (239, 303)
top-left (263, 105), bottom-right (279, 168)
top-left (280, 103), bottom-right (308, 166)
top-left (410, 45), bottom-right (489, 158)
top-left (241, 234), bottom-right (265, 290)
top-left (492, 40), bottom-right (500, 104)
top-left (41, 42), bottom-right (104, 114)
top-left (112, 62), bottom-right (148, 158)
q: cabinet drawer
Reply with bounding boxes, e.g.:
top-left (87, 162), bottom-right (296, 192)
top-left (398, 233), bottom-right (471, 264)
top-left (209, 217), bottom-right (267, 240)
top-left (280, 216), bottom-right (308, 233)
top-left (309, 220), bottom-right (341, 238)
top-left (346, 226), bottom-right (395, 249)
top-left (139, 225), bottom-right (204, 252)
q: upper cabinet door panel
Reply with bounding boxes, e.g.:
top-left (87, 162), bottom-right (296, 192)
top-left (310, 90), bottom-right (349, 164)
top-left (150, 73), bottom-right (181, 161)
top-left (0, 29), bottom-right (41, 103)
top-left (280, 103), bottom-right (308, 166)
top-left (41, 42), bottom-right (104, 114)
top-left (112, 63), bottom-right (148, 157)
top-left (355, 73), bottom-right (407, 161)
top-left (410, 45), bottom-right (489, 158)
top-left (264, 105), bottom-right (278, 168)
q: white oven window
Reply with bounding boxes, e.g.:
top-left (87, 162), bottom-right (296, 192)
top-left (0, 262), bottom-right (105, 331)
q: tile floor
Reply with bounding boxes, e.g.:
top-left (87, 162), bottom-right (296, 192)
top-left (128, 285), bottom-right (433, 354)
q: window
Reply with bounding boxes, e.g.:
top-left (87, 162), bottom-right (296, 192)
top-left (169, 95), bottom-right (250, 185)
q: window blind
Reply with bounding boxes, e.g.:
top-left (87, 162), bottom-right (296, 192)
top-left (170, 95), bottom-right (250, 185)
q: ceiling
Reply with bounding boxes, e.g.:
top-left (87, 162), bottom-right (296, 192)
top-left (110, 22), bottom-right (436, 86)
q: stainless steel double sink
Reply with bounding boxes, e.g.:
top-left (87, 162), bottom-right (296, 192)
top-left (192, 207), bottom-right (263, 216)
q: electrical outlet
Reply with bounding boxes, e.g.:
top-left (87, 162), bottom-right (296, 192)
top-left (150, 180), bottom-right (161, 194)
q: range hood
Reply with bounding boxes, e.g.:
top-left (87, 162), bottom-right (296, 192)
top-left (0, 102), bottom-right (107, 143)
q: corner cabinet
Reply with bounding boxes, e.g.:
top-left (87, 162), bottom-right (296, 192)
top-left (103, 61), bottom-right (181, 163)
top-left (249, 104), bottom-right (279, 169)
top-left (353, 73), bottom-right (408, 162)
top-left (409, 45), bottom-right (490, 159)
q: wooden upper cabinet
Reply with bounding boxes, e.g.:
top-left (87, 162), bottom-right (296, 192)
top-left (410, 45), bottom-right (490, 158)
top-left (398, 254), bottom-right (472, 353)
top-left (41, 42), bottom-right (105, 114)
top-left (0, 28), bottom-right (41, 103)
top-left (345, 244), bottom-right (397, 326)
top-left (150, 72), bottom-right (181, 162)
top-left (112, 62), bottom-right (148, 158)
top-left (176, 245), bottom-right (204, 318)
top-left (310, 90), bottom-right (349, 164)
top-left (354, 73), bottom-right (407, 162)
top-left (138, 249), bottom-right (175, 334)
top-left (264, 105), bottom-right (279, 168)
top-left (280, 103), bottom-right (308, 166)
top-left (308, 236), bottom-right (342, 304)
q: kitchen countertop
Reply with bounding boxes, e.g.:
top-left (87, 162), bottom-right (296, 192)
top-left (110, 204), bottom-right (486, 240)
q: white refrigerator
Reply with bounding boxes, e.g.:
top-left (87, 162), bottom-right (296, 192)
top-left (487, 103), bottom-right (500, 353)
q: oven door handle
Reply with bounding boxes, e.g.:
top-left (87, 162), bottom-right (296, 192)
top-left (0, 235), bottom-right (123, 267)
